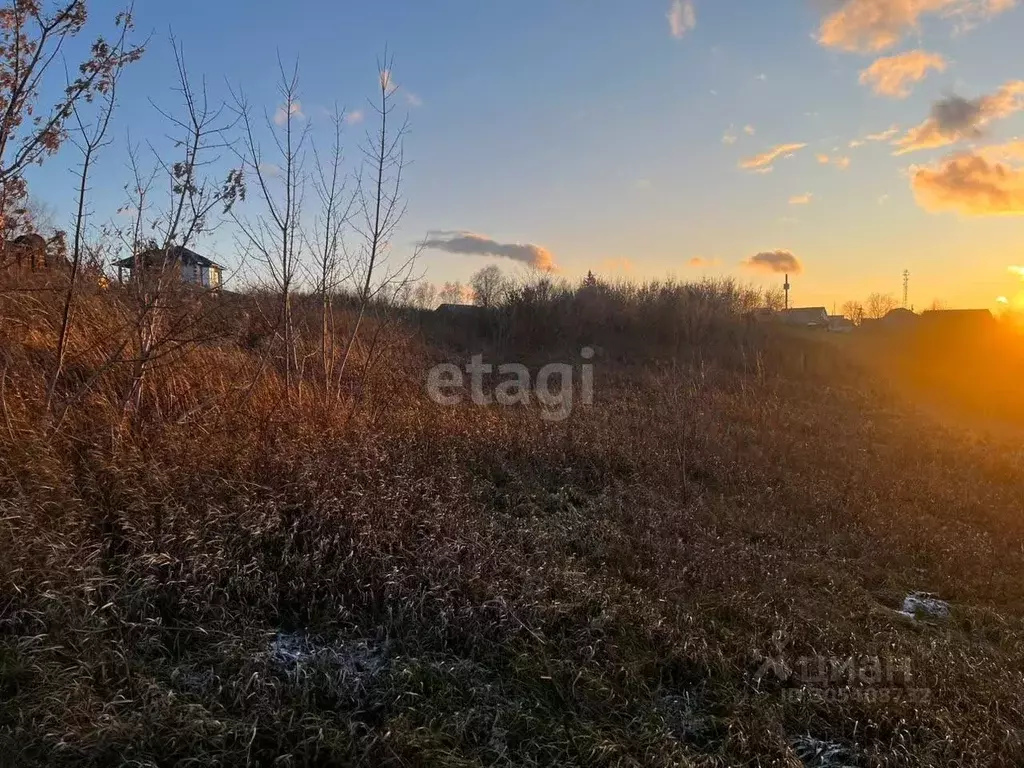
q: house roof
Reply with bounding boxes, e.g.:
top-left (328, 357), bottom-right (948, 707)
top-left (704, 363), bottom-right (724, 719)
top-left (779, 307), bottom-right (829, 325)
top-left (112, 246), bottom-right (223, 270)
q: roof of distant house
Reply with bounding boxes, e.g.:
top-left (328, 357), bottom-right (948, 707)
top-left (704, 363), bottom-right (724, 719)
top-left (112, 245), bottom-right (223, 270)
top-left (779, 306), bottom-right (829, 324)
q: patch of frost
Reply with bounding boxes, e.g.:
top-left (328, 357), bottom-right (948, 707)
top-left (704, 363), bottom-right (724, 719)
top-left (898, 592), bottom-right (950, 621)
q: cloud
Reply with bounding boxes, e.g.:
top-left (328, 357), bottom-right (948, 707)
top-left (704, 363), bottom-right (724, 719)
top-left (739, 142), bottom-right (807, 171)
top-left (423, 230), bottom-right (557, 271)
top-left (865, 125), bottom-right (900, 142)
top-left (743, 250), bottom-right (803, 274)
top-left (817, 153), bottom-right (852, 169)
top-left (667, 0), bottom-right (697, 38)
top-left (818, 0), bottom-right (1015, 53)
top-left (859, 50), bottom-right (948, 97)
top-left (722, 128), bottom-right (738, 145)
top-left (744, 125), bottom-right (756, 135)
top-left (345, 110), bottom-right (365, 125)
top-left (910, 144), bottom-right (1024, 215)
top-left (688, 256), bottom-right (721, 267)
top-left (1010, 265), bottom-right (1024, 277)
top-left (789, 192), bottom-right (813, 204)
top-left (893, 80), bottom-right (1024, 154)
top-left (405, 92), bottom-right (423, 108)
top-left (850, 139), bottom-right (866, 148)
top-left (273, 101), bottom-right (304, 126)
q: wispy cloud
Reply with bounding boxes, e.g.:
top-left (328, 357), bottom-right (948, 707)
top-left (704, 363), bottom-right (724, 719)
top-left (865, 125), bottom-right (900, 142)
top-left (817, 153), bottom-right (852, 169)
top-left (423, 230), bottom-right (557, 271)
top-left (688, 256), bottom-right (721, 267)
top-left (742, 250), bottom-right (803, 274)
top-left (345, 110), bottom-right (365, 125)
top-left (739, 142), bottom-right (807, 172)
top-left (789, 193), bottom-right (813, 205)
top-left (273, 101), bottom-right (304, 127)
top-left (722, 127), bottom-right (738, 145)
top-left (859, 50), bottom-right (948, 98)
top-left (818, 0), bottom-right (1016, 53)
top-left (667, 0), bottom-right (697, 38)
top-left (744, 125), bottom-right (756, 136)
top-left (893, 80), bottom-right (1024, 155)
top-left (911, 142), bottom-right (1024, 215)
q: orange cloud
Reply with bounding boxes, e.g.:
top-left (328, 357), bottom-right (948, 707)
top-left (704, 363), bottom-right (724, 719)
top-left (742, 250), bottom-right (803, 274)
top-left (818, 0), bottom-right (1015, 53)
top-left (688, 256), bottom-right (721, 267)
top-left (817, 154), bottom-right (852, 170)
top-left (894, 80), bottom-right (1024, 155)
top-left (789, 193), bottom-right (813, 205)
top-left (859, 50), bottom-right (947, 98)
top-left (667, 0), bottom-right (696, 38)
top-left (739, 142), bottom-right (807, 171)
top-left (910, 145), bottom-right (1024, 215)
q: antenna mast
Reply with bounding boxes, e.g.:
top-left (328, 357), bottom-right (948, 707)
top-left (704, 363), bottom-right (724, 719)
top-left (902, 269), bottom-right (910, 309)
top-left (784, 273), bottom-right (791, 310)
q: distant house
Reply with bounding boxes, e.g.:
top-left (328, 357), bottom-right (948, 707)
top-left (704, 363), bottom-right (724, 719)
top-left (879, 307), bottom-right (918, 328)
top-left (113, 246), bottom-right (223, 289)
top-left (828, 315), bottom-right (854, 333)
top-left (778, 307), bottom-right (829, 328)
top-left (2, 233), bottom-right (57, 271)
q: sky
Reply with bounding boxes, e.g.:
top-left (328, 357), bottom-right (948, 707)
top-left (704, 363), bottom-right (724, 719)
top-left (22, 0), bottom-right (1024, 311)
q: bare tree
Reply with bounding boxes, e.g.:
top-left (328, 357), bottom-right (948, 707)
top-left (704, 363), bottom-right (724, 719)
top-left (233, 58), bottom-right (308, 399)
top-left (411, 280), bottom-right (437, 309)
top-left (439, 281), bottom-right (465, 305)
top-left (470, 265), bottom-right (507, 308)
top-left (307, 105), bottom-right (354, 399)
top-left (46, 5), bottom-right (141, 413)
top-left (0, 1), bottom-right (143, 235)
top-left (841, 300), bottom-right (865, 325)
top-left (115, 39), bottom-right (242, 422)
top-left (334, 55), bottom-right (411, 395)
top-left (865, 292), bottom-right (898, 320)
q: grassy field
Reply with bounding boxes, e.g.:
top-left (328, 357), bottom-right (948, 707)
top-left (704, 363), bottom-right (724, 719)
top-left (2, 278), bottom-right (1024, 767)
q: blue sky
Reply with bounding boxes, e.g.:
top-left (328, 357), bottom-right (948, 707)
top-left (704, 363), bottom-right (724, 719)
top-left (23, 0), bottom-right (1024, 310)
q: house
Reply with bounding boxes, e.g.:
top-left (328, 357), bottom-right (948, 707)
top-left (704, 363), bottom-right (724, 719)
top-left (828, 315), bottom-right (854, 333)
top-left (113, 246), bottom-right (223, 289)
top-left (778, 307), bottom-right (829, 328)
top-left (2, 233), bottom-right (56, 271)
top-left (879, 307), bottom-right (918, 328)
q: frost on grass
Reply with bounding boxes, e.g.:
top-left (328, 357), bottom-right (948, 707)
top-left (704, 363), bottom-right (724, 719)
top-left (791, 735), bottom-right (858, 768)
top-left (656, 689), bottom-right (723, 750)
top-left (898, 592), bottom-right (951, 621)
top-left (268, 631), bottom-right (388, 691)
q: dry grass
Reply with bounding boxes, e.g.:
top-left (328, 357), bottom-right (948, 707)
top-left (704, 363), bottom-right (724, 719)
top-left (1, 276), bottom-right (1023, 766)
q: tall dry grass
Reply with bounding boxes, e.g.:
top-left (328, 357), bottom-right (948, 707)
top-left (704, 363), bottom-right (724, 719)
top-left (2, 272), bottom-right (1024, 766)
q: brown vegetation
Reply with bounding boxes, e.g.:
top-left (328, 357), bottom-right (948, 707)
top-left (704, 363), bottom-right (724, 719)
top-left (2, 274), bottom-right (1024, 767)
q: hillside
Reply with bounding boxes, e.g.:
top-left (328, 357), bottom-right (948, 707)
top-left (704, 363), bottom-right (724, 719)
top-left (2, 279), bottom-right (1024, 767)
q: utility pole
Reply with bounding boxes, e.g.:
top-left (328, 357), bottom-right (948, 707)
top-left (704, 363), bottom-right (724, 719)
top-left (902, 269), bottom-right (910, 309)
top-left (784, 273), bottom-right (790, 310)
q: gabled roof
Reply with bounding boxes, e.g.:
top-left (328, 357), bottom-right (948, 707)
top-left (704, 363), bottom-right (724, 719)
top-left (779, 307), bottom-right (829, 325)
top-left (112, 245), bottom-right (223, 270)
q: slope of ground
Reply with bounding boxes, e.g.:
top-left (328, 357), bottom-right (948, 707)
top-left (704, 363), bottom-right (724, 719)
top-left (2, 288), bottom-right (1023, 767)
